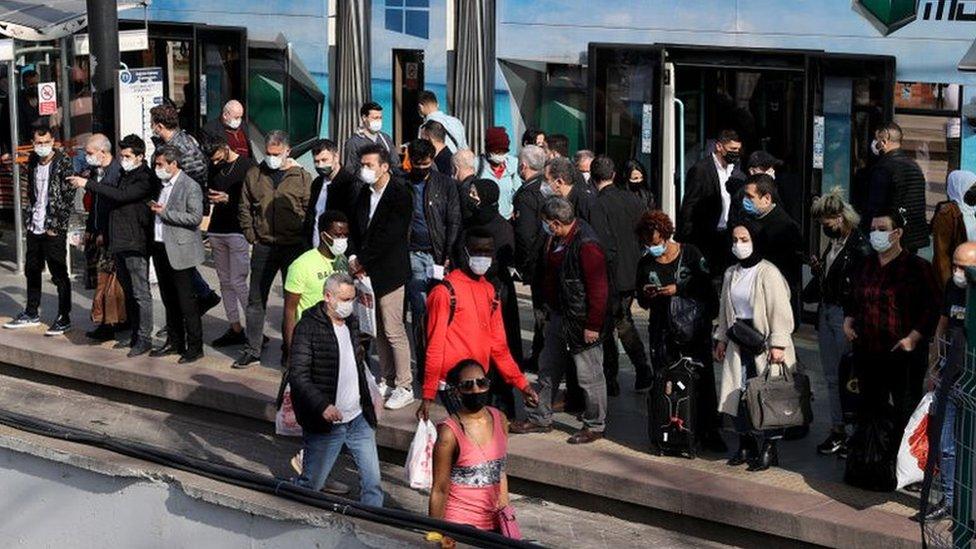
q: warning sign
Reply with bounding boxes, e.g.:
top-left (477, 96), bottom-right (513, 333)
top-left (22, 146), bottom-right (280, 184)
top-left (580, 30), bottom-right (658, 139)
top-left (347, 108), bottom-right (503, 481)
top-left (38, 82), bottom-right (57, 116)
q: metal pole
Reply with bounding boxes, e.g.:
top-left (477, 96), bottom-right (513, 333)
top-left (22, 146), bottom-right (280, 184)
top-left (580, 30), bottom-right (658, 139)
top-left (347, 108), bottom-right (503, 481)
top-left (8, 60), bottom-right (22, 273)
top-left (86, 0), bottom-right (119, 141)
top-left (59, 37), bottom-right (72, 143)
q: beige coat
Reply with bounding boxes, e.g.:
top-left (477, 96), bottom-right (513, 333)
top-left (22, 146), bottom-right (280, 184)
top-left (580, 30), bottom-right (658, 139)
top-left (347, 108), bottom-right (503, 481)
top-left (714, 260), bottom-right (796, 416)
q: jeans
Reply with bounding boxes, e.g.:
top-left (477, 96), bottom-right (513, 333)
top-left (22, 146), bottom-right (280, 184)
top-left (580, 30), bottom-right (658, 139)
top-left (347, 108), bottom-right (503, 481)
top-left (244, 242), bottom-right (305, 356)
top-left (376, 285), bottom-right (412, 389)
top-left (817, 304), bottom-right (849, 428)
top-left (115, 252), bottom-right (153, 342)
top-left (296, 414), bottom-right (384, 507)
top-left (25, 232), bottom-right (71, 318)
top-left (527, 314), bottom-right (607, 432)
top-left (603, 292), bottom-right (651, 384)
top-left (407, 251), bottom-right (434, 378)
top-left (942, 398), bottom-right (957, 505)
top-left (151, 243), bottom-right (202, 354)
top-left (209, 233), bottom-right (250, 324)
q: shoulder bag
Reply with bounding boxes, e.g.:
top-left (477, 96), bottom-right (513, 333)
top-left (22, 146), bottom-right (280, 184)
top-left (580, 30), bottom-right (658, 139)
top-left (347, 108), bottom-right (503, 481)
top-left (667, 249), bottom-right (706, 345)
top-left (745, 362), bottom-right (813, 431)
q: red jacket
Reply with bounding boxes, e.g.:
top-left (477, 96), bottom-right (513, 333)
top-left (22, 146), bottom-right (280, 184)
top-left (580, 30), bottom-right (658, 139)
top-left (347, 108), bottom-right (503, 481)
top-left (423, 269), bottom-right (529, 400)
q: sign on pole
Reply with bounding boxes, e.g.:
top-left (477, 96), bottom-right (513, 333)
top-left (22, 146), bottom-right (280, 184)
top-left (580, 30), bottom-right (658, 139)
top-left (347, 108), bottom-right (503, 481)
top-left (0, 39), bottom-right (13, 62)
top-left (38, 82), bottom-right (57, 115)
top-left (116, 67), bottom-right (164, 158)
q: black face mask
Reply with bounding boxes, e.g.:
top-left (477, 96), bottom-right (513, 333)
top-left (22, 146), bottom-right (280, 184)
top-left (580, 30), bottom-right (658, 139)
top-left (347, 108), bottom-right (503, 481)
top-left (316, 165), bottom-right (334, 177)
top-left (408, 167), bottom-right (431, 182)
top-left (460, 391), bottom-right (491, 412)
top-left (823, 226), bottom-right (843, 239)
top-left (965, 186), bottom-right (976, 207)
top-left (723, 151), bottom-right (740, 165)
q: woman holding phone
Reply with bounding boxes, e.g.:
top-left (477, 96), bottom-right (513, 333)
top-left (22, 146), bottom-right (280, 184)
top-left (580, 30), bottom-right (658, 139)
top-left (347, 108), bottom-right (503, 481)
top-left (634, 210), bottom-right (724, 451)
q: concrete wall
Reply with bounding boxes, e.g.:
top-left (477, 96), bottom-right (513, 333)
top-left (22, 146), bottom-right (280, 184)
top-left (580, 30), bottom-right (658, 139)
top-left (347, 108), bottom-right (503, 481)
top-left (0, 446), bottom-right (366, 548)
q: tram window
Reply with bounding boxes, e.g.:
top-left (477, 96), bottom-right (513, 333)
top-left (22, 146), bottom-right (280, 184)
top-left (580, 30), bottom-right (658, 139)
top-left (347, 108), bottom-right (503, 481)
top-left (893, 112), bottom-right (961, 221)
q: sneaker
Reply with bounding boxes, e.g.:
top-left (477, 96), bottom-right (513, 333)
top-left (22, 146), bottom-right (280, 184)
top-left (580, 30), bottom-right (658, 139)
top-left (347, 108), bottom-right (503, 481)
top-left (384, 386), bottom-right (415, 410)
top-left (44, 317), bottom-right (72, 336)
top-left (836, 441), bottom-right (850, 460)
top-left (290, 451), bottom-right (304, 475)
top-left (232, 351), bottom-right (261, 369)
top-left (211, 327), bottom-right (247, 348)
top-left (4, 312), bottom-right (40, 329)
top-left (816, 431), bottom-right (846, 455)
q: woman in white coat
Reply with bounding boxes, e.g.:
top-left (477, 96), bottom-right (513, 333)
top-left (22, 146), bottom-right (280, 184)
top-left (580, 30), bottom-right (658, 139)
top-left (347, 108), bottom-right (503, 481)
top-left (713, 221), bottom-right (796, 471)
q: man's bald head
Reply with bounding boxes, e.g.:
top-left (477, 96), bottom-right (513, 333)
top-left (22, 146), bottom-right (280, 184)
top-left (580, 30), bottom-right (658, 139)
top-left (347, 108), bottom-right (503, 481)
top-left (452, 148), bottom-right (477, 181)
top-left (954, 242), bottom-right (976, 268)
top-left (223, 100), bottom-right (244, 118)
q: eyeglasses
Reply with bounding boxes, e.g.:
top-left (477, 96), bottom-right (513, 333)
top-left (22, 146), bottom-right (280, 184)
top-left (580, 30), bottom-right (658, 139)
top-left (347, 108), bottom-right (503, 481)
top-left (456, 378), bottom-right (491, 392)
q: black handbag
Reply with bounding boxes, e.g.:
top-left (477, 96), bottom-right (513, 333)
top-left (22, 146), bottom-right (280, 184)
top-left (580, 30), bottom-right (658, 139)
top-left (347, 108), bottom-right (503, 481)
top-left (726, 319), bottom-right (766, 356)
top-left (744, 362), bottom-right (813, 431)
top-left (668, 251), bottom-right (706, 345)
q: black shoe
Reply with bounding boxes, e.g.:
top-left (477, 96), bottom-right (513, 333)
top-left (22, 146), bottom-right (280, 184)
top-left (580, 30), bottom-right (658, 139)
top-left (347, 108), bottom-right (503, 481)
top-left (727, 435), bottom-right (755, 466)
top-left (150, 340), bottom-right (185, 357)
top-left (178, 350), bottom-right (204, 364)
top-left (702, 430), bottom-right (728, 453)
top-left (200, 291), bottom-right (221, 314)
top-left (155, 326), bottom-right (169, 339)
top-left (837, 440), bottom-right (850, 460)
top-left (127, 340), bottom-right (153, 358)
top-left (85, 324), bottom-right (116, 341)
top-left (45, 316), bottom-right (72, 336)
top-left (232, 351), bottom-right (261, 369)
top-left (817, 431), bottom-right (846, 455)
top-left (747, 440), bottom-right (779, 472)
top-left (607, 378), bottom-right (620, 397)
top-left (912, 502), bottom-right (949, 523)
top-left (113, 338), bottom-right (134, 349)
top-left (212, 327), bottom-right (247, 347)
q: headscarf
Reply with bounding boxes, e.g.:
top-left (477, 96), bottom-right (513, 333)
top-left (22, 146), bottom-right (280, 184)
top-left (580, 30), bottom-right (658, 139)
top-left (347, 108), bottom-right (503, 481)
top-left (464, 178), bottom-right (501, 227)
top-left (947, 170), bottom-right (976, 242)
top-left (730, 220), bottom-right (765, 269)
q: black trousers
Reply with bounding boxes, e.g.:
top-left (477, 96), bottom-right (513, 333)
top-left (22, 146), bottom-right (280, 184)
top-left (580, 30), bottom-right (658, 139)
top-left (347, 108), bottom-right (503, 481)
top-left (151, 243), bottom-right (202, 354)
top-left (857, 346), bottom-right (927, 434)
top-left (25, 232), bottom-right (71, 318)
top-left (603, 291), bottom-right (652, 384)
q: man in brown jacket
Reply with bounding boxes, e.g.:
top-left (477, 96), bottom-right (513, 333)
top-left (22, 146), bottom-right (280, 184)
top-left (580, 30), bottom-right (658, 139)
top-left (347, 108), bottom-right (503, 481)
top-left (235, 130), bottom-right (312, 368)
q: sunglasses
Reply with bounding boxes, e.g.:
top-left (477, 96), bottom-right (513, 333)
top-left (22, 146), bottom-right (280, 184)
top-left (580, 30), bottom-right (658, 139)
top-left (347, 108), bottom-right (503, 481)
top-left (456, 378), bottom-right (491, 392)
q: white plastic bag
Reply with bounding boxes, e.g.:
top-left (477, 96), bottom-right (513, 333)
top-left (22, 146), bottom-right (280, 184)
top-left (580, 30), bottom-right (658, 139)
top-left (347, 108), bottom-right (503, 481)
top-left (275, 383), bottom-right (303, 437)
top-left (896, 391), bottom-right (934, 490)
top-left (405, 419), bottom-right (437, 490)
top-left (366, 374), bottom-right (384, 421)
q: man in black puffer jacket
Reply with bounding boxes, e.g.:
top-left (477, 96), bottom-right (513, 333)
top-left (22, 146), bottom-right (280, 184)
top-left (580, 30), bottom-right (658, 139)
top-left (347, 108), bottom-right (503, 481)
top-left (71, 134), bottom-right (160, 357)
top-left (863, 121), bottom-right (929, 253)
top-left (289, 272), bottom-right (383, 507)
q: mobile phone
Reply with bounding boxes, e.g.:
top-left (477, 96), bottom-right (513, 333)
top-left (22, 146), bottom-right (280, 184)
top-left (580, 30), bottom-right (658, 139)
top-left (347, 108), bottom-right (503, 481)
top-left (647, 271), bottom-right (662, 288)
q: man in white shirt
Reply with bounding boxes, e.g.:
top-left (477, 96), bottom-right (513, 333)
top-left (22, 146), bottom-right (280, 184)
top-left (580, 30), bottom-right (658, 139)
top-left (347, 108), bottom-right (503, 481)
top-left (4, 126), bottom-right (75, 335)
top-left (417, 90), bottom-right (467, 153)
top-left (289, 273), bottom-right (383, 506)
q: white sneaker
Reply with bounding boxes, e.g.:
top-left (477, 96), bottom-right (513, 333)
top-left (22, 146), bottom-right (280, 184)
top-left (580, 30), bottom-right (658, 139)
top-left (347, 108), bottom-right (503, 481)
top-left (384, 386), bottom-right (416, 410)
top-left (377, 380), bottom-right (393, 400)
top-left (290, 450), bottom-right (303, 475)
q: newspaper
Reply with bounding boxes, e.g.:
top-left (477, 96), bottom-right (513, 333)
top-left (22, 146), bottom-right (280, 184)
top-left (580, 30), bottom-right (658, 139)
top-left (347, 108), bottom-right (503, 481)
top-left (355, 276), bottom-right (377, 338)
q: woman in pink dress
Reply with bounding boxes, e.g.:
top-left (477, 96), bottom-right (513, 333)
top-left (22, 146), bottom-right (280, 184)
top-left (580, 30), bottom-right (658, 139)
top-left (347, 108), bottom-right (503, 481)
top-left (429, 359), bottom-right (510, 531)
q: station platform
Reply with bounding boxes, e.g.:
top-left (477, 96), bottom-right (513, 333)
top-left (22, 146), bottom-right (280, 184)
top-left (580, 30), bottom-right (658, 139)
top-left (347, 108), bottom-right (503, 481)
top-left (0, 263), bottom-right (924, 549)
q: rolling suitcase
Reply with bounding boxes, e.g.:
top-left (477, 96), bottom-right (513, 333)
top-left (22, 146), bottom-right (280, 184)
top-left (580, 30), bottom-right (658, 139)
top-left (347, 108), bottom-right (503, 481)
top-left (648, 357), bottom-right (700, 459)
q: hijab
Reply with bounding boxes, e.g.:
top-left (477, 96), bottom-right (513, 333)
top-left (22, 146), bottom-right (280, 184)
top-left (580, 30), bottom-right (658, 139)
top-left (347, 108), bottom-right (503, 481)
top-left (947, 170), bottom-right (976, 242)
top-left (464, 178), bottom-right (501, 227)
top-left (731, 220), bottom-right (765, 269)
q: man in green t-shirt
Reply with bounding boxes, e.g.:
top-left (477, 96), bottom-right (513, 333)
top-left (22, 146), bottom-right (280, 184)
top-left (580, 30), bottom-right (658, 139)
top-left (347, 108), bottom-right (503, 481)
top-left (283, 210), bottom-right (350, 355)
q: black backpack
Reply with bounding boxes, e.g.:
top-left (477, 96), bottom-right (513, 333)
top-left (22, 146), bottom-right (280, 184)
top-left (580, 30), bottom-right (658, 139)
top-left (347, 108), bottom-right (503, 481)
top-left (439, 278), bottom-right (500, 325)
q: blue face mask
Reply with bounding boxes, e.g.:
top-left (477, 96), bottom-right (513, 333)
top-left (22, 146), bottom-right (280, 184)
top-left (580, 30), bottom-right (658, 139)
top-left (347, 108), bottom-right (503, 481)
top-left (541, 221), bottom-right (553, 236)
top-left (646, 243), bottom-right (666, 257)
top-left (742, 196), bottom-right (759, 216)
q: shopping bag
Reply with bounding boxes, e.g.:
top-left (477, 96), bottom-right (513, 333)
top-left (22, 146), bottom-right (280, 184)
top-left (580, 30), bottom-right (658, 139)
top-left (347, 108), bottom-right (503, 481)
top-left (275, 383), bottom-right (303, 437)
top-left (355, 276), bottom-right (377, 338)
top-left (366, 374), bottom-right (385, 421)
top-left (405, 419), bottom-right (437, 490)
top-left (896, 391), bottom-right (934, 490)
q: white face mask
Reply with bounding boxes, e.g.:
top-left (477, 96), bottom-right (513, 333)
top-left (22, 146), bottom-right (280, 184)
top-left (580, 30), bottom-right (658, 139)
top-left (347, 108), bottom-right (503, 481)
top-left (226, 117), bottom-right (242, 129)
top-left (488, 153), bottom-right (507, 165)
top-left (468, 254), bottom-right (493, 276)
top-left (333, 299), bottom-right (354, 319)
top-left (540, 182), bottom-right (557, 198)
top-left (869, 230), bottom-right (893, 253)
top-left (86, 153), bottom-right (101, 167)
top-left (953, 269), bottom-right (968, 289)
top-left (327, 236), bottom-right (348, 256)
top-left (360, 167), bottom-right (378, 185)
top-left (870, 139), bottom-right (881, 156)
top-left (266, 154), bottom-right (284, 170)
top-left (368, 119), bottom-right (383, 133)
top-left (582, 172), bottom-right (591, 182)
top-left (121, 159), bottom-right (139, 172)
top-left (34, 144), bottom-right (53, 158)
top-left (155, 167), bottom-right (172, 181)
top-left (732, 242), bottom-right (753, 260)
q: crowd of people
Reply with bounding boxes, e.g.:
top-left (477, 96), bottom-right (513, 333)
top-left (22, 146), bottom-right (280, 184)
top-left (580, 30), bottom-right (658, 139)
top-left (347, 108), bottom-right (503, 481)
top-left (6, 89), bottom-right (971, 529)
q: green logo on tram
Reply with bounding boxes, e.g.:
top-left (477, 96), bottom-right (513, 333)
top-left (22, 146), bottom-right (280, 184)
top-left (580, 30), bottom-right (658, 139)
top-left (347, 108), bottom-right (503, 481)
top-left (854, 0), bottom-right (918, 35)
